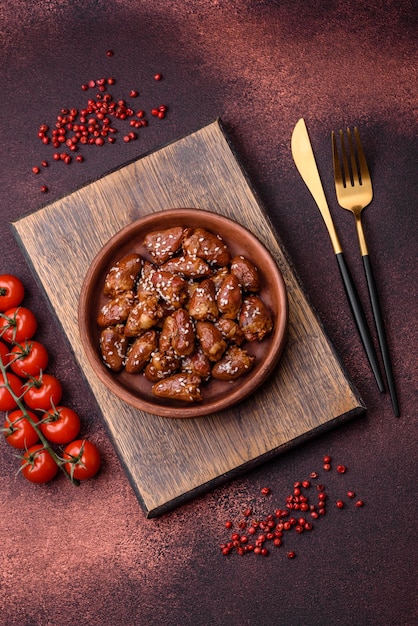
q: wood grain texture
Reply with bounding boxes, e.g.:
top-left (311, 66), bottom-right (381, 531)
top-left (11, 119), bottom-right (364, 517)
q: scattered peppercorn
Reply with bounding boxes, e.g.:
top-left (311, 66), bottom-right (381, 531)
top-left (32, 66), bottom-right (168, 192)
top-left (220, 457), bottom-right (364, 560)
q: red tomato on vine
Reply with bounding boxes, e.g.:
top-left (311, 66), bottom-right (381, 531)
top-left (0, 275), bottom-right (25, 312)
top-left (63, 439), bottom-right (101, 480)
top-left (40, 406), bottom-right (81, 444)
top-left (23, 374), bottom-right (63, 411)
top-left (20, 444), bottom-right (59, 484)
top-left (0, 307), bottom-right (38, 344)
top-left (10, 340), bottom-right (49, 378)
top-left (3, 409), bottom-right (40, 449)
top-left (0, 371), bottom-right (23, 412)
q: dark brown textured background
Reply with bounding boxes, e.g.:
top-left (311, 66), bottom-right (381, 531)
top-left (0, 2), bottom-right (416, 625)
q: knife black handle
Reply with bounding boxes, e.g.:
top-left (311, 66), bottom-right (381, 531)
top-left (362, 254), bottom-right (400, 416)
top-left (335, 252), bottom-right (385, 392)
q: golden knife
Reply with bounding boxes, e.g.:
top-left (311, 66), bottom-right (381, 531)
top-left (291, 118), bottom-right (384, 392)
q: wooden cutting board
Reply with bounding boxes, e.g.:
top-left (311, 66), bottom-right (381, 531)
top-left (12, 119), bottom-right (364, 517)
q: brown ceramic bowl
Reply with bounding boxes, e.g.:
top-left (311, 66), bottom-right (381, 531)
top-left (78, 208), bottom-right (288, 418)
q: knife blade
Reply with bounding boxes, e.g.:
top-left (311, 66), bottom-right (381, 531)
top-left (291, 118), bottom-right (384, 392)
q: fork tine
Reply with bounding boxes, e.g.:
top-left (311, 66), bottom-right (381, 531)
top-left (346, 127), bottom-right (360, 186)
top-left (354, 127), bottom-right (371, 188)
top-left (339, 129), bottom-right (352, 188)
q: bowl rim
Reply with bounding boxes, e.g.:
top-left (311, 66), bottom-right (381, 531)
top-left (78, 208), bottom-right (288, 418)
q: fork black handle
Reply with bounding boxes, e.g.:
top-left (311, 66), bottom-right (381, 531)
top-left (362, 254), bottom-right (400, 416)
top-left (336, 252), bottom-right (385, 392)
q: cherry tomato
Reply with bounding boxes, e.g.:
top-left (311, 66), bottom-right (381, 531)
top-left (21, 443), bottom-right (59, 484)
top-left (0, 307), bottom-right (38, 344)
top-left (3, 409), bottom-right (40, 449)
top-left (0, 340), bottom-right (11, 366)
top-left (10, 341), bottom-right (49, 378)
top-left (0, 275), bottom-right (25, 312)
top-left (40, 406), bottom-right (81, 444)
top-left (23, 374), bottom-right (63, 411)
top-left (63, 439), bottom-right (101, 480)
top-left (0, 371), bottom-right (23, 412)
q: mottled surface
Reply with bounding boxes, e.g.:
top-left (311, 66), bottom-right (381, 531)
top-left (0, 1), bottom-right (417, 625)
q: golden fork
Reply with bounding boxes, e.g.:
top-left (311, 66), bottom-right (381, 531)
top-left (332, 127), bottom-right (399, 416)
